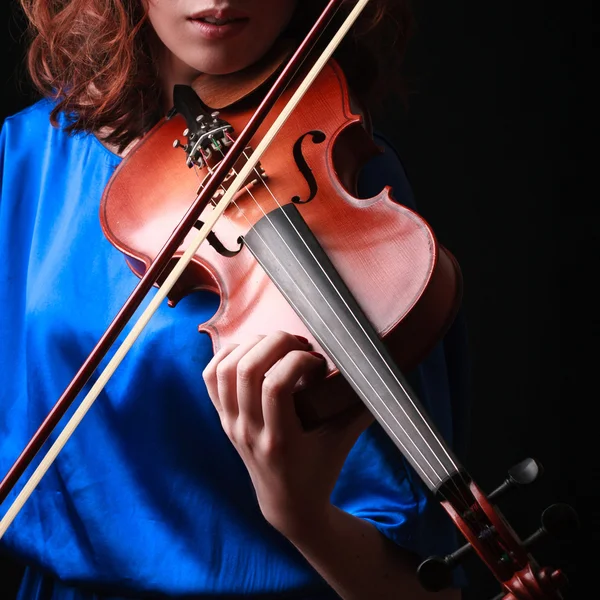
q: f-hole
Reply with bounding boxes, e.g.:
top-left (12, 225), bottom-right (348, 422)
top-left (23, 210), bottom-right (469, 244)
top-left (193, 220), bottom-right (243, 258)
top-left (291, 130), bottom-right (326, 204)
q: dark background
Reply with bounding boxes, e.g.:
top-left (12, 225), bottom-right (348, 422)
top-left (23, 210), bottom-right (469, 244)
top-left (0, 1), bottom-right (594, 599)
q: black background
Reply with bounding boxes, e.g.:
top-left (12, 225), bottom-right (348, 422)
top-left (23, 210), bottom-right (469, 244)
top-left (0, 1), bottom-right (595, 599)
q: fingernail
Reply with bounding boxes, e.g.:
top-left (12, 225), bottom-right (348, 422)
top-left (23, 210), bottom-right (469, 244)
top-left (309, 351), bottom-right (326, 361)
top-left (295, 335), bottom-right (310, 344)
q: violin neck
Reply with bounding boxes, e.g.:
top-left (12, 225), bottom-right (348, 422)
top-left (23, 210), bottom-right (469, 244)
top-left (244, 204), bottom-right (461, 493)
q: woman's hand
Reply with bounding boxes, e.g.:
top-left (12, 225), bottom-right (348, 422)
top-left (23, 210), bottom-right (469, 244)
top-left (203, 332), bottom-right (460, 600)
top-left (202, 331), bottom-right (373, 538)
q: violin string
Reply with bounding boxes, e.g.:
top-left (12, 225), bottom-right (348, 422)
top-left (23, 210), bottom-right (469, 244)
top-left (234, 148), bottom-right (478, 507)
top-left (200, 144), bottom-right (461, 492)
top-left (213, 145), bottom-right (477, 514)
top-left (211, 0), bottom-right (470, 508)
top-left (198, 152), bottom-right (474, 514)
top-left (195, 157), bottom-right (440, 488)
top-left (204, 0), bottom-right (470, 502)
top-left (236, 145), bottom-right (460, 468)
top-left (233, 4), bottom-right (462, 488)
top-left (208, 145), bottom-right (473, 506)
top-left (189, 0), bottom-right (453, 483)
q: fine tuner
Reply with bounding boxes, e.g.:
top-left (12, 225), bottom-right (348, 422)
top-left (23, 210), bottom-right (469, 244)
top-left (170, 85), bottom-right (234, 169)
top-left (170, 85), bottom-right (268, 214)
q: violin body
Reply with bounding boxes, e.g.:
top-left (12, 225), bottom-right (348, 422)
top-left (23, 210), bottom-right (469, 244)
top-left (100, 60), bottom-right (462, 425)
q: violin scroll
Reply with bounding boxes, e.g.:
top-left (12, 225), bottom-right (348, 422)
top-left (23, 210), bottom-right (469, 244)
top-left (417, 459), bottom-right (579, 599)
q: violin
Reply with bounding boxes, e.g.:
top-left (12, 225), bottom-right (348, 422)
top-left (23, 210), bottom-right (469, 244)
top-left (0, 1), bottom-right (578, 597)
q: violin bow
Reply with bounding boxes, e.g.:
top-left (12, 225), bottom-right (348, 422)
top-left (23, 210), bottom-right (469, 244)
top-left (0, 0), bottom-right (365, 537)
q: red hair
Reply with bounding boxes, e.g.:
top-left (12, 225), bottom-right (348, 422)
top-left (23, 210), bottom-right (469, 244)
top-left (19, 0), bottom-right (414, 153)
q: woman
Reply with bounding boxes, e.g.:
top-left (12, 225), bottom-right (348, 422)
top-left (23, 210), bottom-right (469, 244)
top-left (0, 1), bottom-right (469, 598)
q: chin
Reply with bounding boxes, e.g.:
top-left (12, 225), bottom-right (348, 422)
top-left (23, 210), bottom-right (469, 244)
top-left (183, 37), bottom-right (273, 77)
top-left (191, 55), bottom-right (259, 77)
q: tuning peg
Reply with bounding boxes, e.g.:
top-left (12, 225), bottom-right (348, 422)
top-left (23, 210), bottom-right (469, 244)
top-left (211, 111), bottom-right (220, 121)
top-left (488, 458), bottom-right (543, 503)
top-left (417, 546), bottom-right (467, 592)
top-left (524, 503), bottom-right (579, 549)
top-left (172, 140), bottom-right (188, 152)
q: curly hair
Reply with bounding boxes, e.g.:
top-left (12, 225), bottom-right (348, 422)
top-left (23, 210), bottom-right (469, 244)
top-left (19, 0), bottom-right (414, 153)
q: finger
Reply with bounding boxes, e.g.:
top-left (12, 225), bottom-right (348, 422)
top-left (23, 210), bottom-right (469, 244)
top-left (236, 331), bottom-right (311, 425)
top-left (202, 343), bottom-right (239, 414)
top-left (212, 335), bottom-right (266, 419)
top-left (261, 350), bottom-right (327, 434)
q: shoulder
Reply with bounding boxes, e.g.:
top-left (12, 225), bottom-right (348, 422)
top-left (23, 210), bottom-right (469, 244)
top-left (357, 132), bottom-right (416, 210)
top-left (1, 98), bottom-right (56, 145)
top-left (3, 97), bottom-right (54, 125)
top-left (1, 98), bottom-right (117, 163)
top-left (1, 100), bottom-right (119, 198)
top-left (1, 99), bottom-right (120, 218)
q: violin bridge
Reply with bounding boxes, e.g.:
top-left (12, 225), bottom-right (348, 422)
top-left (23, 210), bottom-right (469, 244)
top-left (195, 146), bottom-right (267, 207)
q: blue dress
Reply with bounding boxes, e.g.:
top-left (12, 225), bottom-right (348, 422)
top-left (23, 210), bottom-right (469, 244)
top-left (0, 100), bottom-right (469, 599)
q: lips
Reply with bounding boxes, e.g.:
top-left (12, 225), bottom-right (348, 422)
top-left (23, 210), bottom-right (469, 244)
top-left (188, 7), bottom-right (250, 23)
top-left (187, 8), bottom-right (250, 40)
